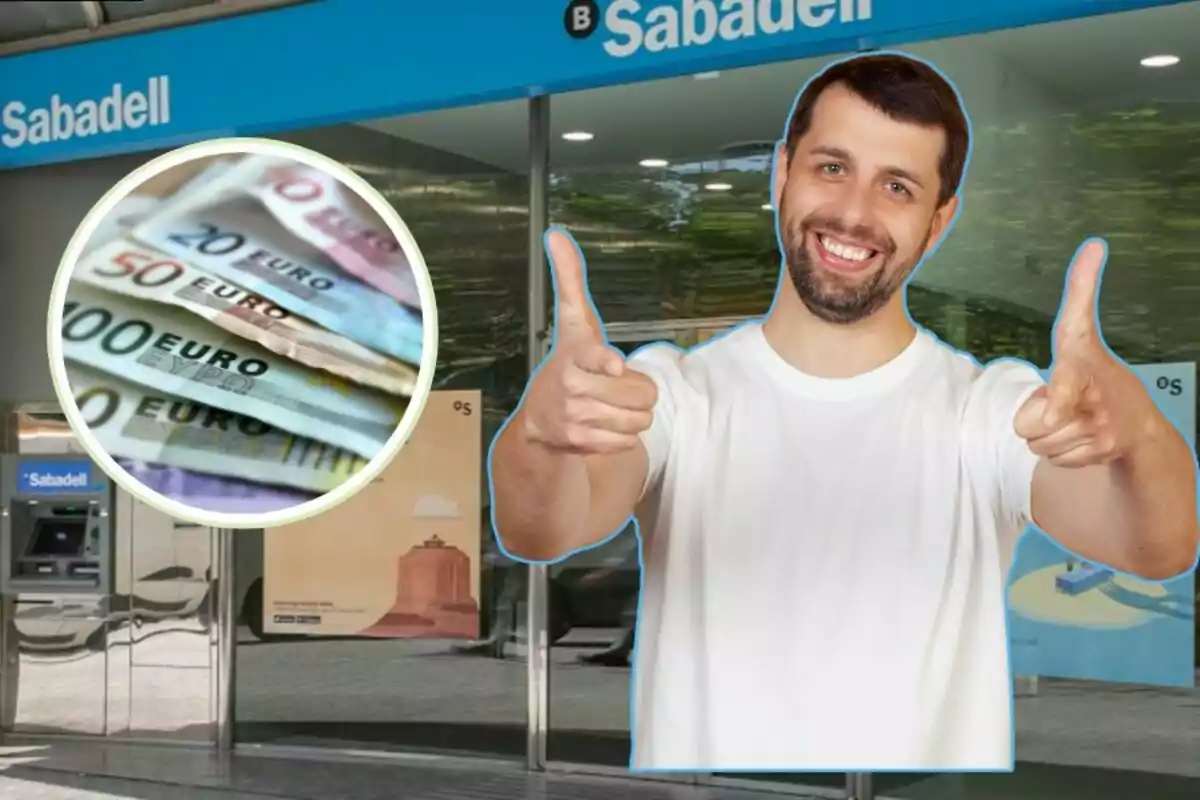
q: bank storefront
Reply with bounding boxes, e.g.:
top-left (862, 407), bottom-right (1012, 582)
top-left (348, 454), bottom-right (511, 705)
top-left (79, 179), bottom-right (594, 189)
top-left (0, 2), bottom-right (1197, 799)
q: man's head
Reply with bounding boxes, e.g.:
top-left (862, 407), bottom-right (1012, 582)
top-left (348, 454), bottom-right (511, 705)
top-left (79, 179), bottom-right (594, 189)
top-left (772, 53), bottom-right (970, 325)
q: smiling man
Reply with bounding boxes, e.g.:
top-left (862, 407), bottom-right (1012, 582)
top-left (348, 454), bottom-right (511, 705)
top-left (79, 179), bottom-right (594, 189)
top-left (489, 52), bottom-right (1199, 770)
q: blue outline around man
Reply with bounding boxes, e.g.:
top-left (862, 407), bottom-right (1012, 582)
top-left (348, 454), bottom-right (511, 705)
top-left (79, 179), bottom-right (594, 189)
top-left (487, 51), bottom-right (1200, 771)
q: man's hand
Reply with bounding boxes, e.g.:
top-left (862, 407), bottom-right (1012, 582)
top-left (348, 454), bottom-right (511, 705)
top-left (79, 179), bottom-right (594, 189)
top-left (1014, 239), bottom-right (1160, 467)
top-left (520, 227), bottom-right (658, 455)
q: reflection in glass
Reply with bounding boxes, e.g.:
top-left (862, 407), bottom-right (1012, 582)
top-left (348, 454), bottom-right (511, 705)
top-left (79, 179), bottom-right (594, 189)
top-left (233, 114), bottom-right (530, 760)
top-left (543, 4), bottom-right (1199, 795)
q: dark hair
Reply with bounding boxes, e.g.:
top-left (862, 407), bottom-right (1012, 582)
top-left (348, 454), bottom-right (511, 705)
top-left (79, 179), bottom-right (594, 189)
top-left (784, 53), bottom-right (970, 208)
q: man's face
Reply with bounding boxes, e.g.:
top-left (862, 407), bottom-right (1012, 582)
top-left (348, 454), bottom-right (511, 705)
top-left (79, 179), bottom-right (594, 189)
top-left (773, 83), bottom-right (959, 325)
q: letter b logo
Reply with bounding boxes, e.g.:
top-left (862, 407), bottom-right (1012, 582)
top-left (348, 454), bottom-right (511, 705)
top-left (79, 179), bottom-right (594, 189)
top-left (564, 0), bottom-right (598, 39)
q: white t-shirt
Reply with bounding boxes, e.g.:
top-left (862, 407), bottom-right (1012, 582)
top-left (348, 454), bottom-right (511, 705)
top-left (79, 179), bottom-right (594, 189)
top-left (625, 322), bottom-right (1044, 771)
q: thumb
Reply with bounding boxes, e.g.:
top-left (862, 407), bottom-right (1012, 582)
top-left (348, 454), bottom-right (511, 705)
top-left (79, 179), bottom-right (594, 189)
top-left (1055, 238), bottom-right (1106, 352)
top-left (546, 226), bottom-right (602, 340)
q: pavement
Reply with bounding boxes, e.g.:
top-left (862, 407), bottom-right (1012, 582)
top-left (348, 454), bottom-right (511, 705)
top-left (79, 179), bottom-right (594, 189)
top-left (233, 629), bottom-right (1200, 778)
top-left (3, 623), bottom-right (1197, 799)
top-left (0, 741), bottom-right (826, 800)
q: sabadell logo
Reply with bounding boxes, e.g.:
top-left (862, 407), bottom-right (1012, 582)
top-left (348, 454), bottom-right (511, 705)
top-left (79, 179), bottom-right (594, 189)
top-left (565, 0), bottom-right (875, 57)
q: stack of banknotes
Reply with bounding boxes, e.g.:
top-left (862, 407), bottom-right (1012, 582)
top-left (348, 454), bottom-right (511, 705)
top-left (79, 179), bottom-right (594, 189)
top-left (62, 154), bottom-right (424, 514)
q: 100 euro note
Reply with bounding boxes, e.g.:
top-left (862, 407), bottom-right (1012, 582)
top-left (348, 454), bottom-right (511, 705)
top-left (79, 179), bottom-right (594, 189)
top-left (202, 154), bottom-right (420, 308)
top-left (131, 187), bottom-right (424, 365)
top-left (73, 237), bottom-right (417, 397)
top-left (68, 364), bottom-right (367, 495)
top-left (60, 282), bottom-right (405, 460)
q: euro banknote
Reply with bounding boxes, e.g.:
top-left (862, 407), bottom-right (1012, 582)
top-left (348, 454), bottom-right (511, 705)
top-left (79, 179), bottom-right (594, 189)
top-left (83, 195), bottom-right (161, 255)
top-left (82, 158), bottom-right (232, 256)
top-left (116, 457), bottom-right (317, 515)
top-left (203, 154), bottom-right (420, 308)
top-left (69, 364), bottom-right (367, 495)
top-left (131, 193), bottom-right (424, 366)
top-left (73, 237), bottom-right (418, 397)
top-left (60, 282), bottom-right (405, 460)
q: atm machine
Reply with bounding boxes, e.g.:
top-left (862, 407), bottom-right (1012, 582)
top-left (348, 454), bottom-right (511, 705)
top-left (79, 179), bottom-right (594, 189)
top-left (1, 454), bottom-right (113, 595)
top-left (0, 404), bottom-right (222, 743)
top-left (0, 452), bottom-right (114, 735)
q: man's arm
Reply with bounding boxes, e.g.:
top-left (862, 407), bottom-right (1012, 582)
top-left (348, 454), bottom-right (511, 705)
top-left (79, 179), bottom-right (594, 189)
top-left (491, 413), bottom-right (648, 562)
top-left (1013, 239), bottom-right (1199, 579)
top-left (1027, 394), bottom-right (1199, 580)
top-left (489, 228), bottom-right (664, 563)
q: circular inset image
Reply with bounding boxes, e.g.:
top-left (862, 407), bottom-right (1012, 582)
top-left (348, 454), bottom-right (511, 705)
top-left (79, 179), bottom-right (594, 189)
top-left (46, 137), bottom-right (438, 529)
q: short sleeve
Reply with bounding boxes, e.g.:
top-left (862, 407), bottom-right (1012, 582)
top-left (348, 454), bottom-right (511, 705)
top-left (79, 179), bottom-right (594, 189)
top-left (625, 343), bottom-right (686, 499)
top-left (965, 359), bottom-right (1046, 528)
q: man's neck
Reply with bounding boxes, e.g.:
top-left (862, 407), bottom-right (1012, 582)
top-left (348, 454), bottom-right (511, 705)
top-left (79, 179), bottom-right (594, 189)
top-left (761, 289), bottom-right (917, 379)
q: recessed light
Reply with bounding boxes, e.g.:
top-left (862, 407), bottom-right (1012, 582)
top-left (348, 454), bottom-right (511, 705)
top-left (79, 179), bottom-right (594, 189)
top-left (639, 158), bottom-right (669, 168)
top-left (705, 182), bottom-right (733, 191)
top-left (562, 131), bottom-right (594, 142)
top-left (761, 203), bottom-right (773, 210)
top-left (1140, 54), bottom-right (1180, 68)
top-left (694, 71), bottom-right (721, 80)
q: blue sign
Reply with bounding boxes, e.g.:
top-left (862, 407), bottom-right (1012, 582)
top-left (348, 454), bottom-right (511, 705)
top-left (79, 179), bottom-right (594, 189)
top-left (16, 459), bottom-right (107, 496)
top-left (0, 0), bottom-right (1186, 169)
top-left (1008, 362), bottom-right (1197, 688)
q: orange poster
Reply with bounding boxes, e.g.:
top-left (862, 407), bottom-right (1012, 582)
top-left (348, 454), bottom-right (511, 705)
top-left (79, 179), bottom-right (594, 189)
top-left (262, 390), bottom-right (482, 638)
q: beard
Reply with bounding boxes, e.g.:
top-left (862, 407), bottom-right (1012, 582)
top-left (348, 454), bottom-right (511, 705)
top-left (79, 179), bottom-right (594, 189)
top-left (782, 206), bottom-right (930, 325)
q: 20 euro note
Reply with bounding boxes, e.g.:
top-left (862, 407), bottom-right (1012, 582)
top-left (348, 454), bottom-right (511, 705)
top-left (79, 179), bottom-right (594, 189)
top-left (81, 158), bottom-right (234, 256)
top-left (131, 193), bottom-right (424, 365)
top-left (68, 364), bottom-right (367, 495)
top-left (209, 154), bottom-right (420, 308)
top-left (73, 237), bottom-right (418, 397)
top-left (60, 282), bottom-right (405, 460)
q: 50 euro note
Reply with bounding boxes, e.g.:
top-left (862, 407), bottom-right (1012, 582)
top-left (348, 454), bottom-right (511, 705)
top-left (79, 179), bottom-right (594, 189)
top-left (202, 154), bottom-right (420, 308)
top-left (73, 237), bottom-right (417, 397)
top-left (131, 192), bottom-right (424, 365)
top-left (68, 364), bottom-right (367, 495)
top-left (59, 282), bottom-right (406, 460)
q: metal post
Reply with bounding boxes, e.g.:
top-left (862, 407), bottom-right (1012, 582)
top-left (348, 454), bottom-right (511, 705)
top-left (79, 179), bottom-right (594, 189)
top-left (524, 93), bottom-right (551, 772)
top-left (847, 772), bottom-right (874, 800)
top-left (215, 528), bottom-right (236, 751)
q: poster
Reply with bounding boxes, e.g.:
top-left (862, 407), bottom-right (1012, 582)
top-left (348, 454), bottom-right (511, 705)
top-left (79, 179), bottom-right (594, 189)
top-left (1008, 362), bottom-right (1197, 687)
top-left (262, 390), bottom-right (483, 639)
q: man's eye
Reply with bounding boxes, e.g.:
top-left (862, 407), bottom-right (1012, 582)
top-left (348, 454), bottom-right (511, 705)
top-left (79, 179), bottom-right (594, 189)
top-left (887, 181), bottom-right (911, 197)
top-left (821, 163), bottom-right (843, 175)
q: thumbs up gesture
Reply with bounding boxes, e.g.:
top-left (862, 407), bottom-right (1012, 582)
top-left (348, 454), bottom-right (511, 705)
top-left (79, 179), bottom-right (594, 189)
top-left (1014, 239), bottom-right (1154, 468)
top-left (520, 227), bottom-right (658, 455)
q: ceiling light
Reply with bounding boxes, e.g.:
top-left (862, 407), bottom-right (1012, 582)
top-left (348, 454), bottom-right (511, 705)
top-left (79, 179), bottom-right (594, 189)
top-left (705, 182), bottom-right (732, 191)
top-left (639, 158), bottom-right (669, 168)
top-left (562, 131), bottom-right (594, 142)
top-left (1140, 54), bottom-right (1180, 68)
top-left (694, 71), bottom-right (721, 80)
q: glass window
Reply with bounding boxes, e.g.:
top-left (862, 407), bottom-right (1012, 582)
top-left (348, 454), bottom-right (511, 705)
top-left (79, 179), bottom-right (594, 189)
top-left (233, 103), bottom-right (532, 760)
top-left (543, 2), bottom-right (1199, 796)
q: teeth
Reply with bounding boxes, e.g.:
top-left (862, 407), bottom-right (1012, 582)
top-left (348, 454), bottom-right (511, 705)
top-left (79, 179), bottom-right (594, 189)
top-left (820, 235), bottom-right (873, 262)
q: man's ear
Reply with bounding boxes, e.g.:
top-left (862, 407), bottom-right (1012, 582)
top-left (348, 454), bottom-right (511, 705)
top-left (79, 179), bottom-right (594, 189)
top-left (771, 141), bottom-right (789, 212)
top-left (924, 195), bottom-right (960, 257)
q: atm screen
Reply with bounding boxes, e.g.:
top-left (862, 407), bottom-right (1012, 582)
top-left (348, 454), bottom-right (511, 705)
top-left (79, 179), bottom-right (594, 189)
top-left (26, 518), bottom-right (87, 558)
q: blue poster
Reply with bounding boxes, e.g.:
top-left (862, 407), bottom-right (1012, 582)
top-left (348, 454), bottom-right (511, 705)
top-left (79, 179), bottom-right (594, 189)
top-left (1007, 362), bottom-right (1197, 688)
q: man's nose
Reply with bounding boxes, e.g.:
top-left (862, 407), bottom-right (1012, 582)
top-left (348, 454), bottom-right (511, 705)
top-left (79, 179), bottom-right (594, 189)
top-left (829, 182), bottom-right (873, 230)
